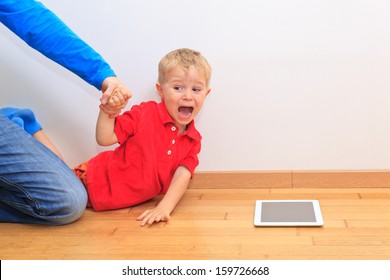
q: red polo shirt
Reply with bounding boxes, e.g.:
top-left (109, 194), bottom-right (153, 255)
top-left (86, 101), bottom-right (202, 211)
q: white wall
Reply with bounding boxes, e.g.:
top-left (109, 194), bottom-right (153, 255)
top-left (1, 0), bottom-right (390, 171)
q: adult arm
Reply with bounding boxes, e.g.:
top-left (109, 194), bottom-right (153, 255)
top-left (0, 0), bottom-right (131, 115)
top-left (0, 0), bottom-right (114, 89)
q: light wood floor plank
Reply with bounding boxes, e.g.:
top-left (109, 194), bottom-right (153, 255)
top-left (1, 187), bottom-right (390, 260)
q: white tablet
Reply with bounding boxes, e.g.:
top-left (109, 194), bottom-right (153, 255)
top-left (254, 200), bottom-right (324, 227)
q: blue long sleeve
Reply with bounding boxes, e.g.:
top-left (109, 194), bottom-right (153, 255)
top-left (0, 0), bottom-right (115, 90)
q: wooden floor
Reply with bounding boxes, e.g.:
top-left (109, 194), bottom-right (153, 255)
top-left (1, 187), bottom-right (390, 260)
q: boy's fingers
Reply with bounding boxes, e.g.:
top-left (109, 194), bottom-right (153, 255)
top-left (137, 210), bottom-right (170, 226)
top-left (108, 89), bottom-right (127, 106)
top-left (108, 96), bottom-right (119, 106)
top-left (137, 210), bottom-right (150, 220)
top-left (116, 91), bottom-right (126, 104)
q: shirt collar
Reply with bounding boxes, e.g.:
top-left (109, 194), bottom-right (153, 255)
top-left (157, 101), bottom-right (202, 141)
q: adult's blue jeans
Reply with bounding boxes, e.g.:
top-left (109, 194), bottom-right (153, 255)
top-left (0, 115), bottom-right (87, 225)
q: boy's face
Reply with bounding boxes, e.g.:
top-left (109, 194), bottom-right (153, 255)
top-left (156, 66), bottom-right (210, 133)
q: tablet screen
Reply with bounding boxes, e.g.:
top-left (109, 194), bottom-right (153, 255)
top-left (254, 200), bottom-right (324, 226)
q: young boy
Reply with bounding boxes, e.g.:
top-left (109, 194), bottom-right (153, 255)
top-left (6, 48), bottom-right (211, 226)
top-left (88, 48), bottom-right (211, 226)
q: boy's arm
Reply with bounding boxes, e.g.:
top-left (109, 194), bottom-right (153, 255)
top-left (95, 110), bottom-right (118, 146)
top-left (137, 165), bottom-right (192, 227)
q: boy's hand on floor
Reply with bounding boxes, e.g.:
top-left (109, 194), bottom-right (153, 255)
top-left (136, 207), bottom-right (171, 227)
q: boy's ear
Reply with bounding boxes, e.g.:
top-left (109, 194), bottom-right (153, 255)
top-left (156, 83), bottom-right (164, 100)
top-left (206, 88), bottom-right (211, 96)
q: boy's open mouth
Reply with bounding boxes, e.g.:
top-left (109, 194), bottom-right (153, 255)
top-left (178, 106), bottom-right (194, 117)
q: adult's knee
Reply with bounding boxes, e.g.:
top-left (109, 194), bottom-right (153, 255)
top-left (50, 181), bottom-right (88, 225)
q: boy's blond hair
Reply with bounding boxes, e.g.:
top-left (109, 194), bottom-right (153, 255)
top-left (158, 48), bottom-right (212, 87)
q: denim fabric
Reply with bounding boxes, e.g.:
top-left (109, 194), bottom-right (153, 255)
top-left (0, 115), bottom-right (87, 225)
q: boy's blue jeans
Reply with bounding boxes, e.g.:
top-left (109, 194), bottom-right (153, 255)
top-left (0, 115), bottom-right (87, 225)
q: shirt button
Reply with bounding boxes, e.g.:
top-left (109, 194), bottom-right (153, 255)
top-left (171, 126), bottom-right (176, 132)
top-left (172, 139), bottom-right (175, 144)
top-left (167, 150), bottom-right (172, 155)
